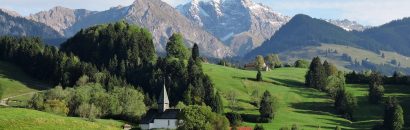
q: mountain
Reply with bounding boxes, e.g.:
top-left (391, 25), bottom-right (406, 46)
top-left (359, 17), bottom-right (410, 56)
top-left (326, 19), bottom-right (370, 31)
top-left (0, 9), bottom-right (62, 39)
top-left (176, 0), bottom-right (290, 55)
top-left (245, 14), bottom-right (410, 74)
top-left (27, 0), bottom-right (233, 58)
top-left (27, 6), bottom-right (97, 36)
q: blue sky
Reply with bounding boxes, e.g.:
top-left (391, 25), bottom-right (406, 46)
top-left (1, 0), bottom-right (409, 26)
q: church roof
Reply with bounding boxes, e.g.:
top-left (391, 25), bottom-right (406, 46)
top-left (140, 109), bottom-right (180, 124)
top-left (158, 83), bottom-right (169, 104)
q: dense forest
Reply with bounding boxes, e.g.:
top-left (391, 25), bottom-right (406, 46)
top-left (0, 21), bottom-right (224, 124)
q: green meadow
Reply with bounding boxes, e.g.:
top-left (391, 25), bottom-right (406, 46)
top-left (203, 63), bottom-right (410, 130)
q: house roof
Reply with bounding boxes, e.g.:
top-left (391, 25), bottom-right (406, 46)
top-left (140, 109), bottom-right (180, 124)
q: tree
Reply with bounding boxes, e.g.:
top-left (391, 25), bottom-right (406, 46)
top-left (251, 89), bottom-right (261, 107)
top-left (192, 43), bottom-right (199, 61)
top-left (212, 92), bottom-right (224, 114)
top-left (306, 57), bottom-right (326, 91)
top-left (226, 112), bottom-right (242, 128)
top-left (256, 70), bottom-right (263, 81)
top-left (178, 105), bottom-right (229, 130)
top-left (323, 60), bottom-right (338, 77)
top-left (77, 103), bottom-right (101, 121)
top-left (44, 99), bottom-right (69, 116)
top-left (368, 72), bottom-right (384, 104)
top-left (294, 60), bottom-right (309, 68)
top-left (254, 124), bottom-right (265, 130)
top-left (383, 97), bottom-right (404, 130)
top-left (334, 88), bottom-right (357, 120)
top-left (259, 90), bottom-right (275, 122)
top-left (227, 91), bottom-right (238, 111)
top-left (256, 55), bottom-right (265, 70)
top-left (326, 71), bottom-right (345, 97)
top-left (166, 33), bottom-right (188, 59)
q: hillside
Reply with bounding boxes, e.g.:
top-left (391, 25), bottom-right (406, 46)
top-left (0, 108), bottom-right (124, 130)
top-left (203, 63), bottom-right (410, 129)
top-left (0, 61), bottom-right (49, 99)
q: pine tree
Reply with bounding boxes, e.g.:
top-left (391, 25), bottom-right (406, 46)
top-left (256, 70), bottom-right (263, 81)
top-left (306, 57), bottom-right (326, 91)
top-left (212, 92), bottom-right (224, 114)
top-left (383, 97), bottom-right (404, 130)
top-left (192, 43), bottom-right (199, 61)
top-left (334, 88), bottom-right (357, 120)
top-left (259, 90), bottom-right (274, 122)
top-left (368, 72), bottom-right (384, 104)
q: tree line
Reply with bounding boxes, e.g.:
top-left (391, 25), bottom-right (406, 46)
top-left (306, 57), bottom-right (404, 129)
top-left (0, 21), bottom-right (227, 127)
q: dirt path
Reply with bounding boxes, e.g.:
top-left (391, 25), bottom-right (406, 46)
top-left (0, 91), bottom-right (41, 106)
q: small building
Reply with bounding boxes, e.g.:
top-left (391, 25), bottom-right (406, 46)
top-left (244, 62), bottom-right (270, 71)
top-left (139, 83), bottom-right (180, 130)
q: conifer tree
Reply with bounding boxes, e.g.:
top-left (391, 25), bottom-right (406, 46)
top-left (259, 90), bottom-right (274, 122)
top-left (166, 33), bottom-right (188, 59)
top-left (305, 57), bottom-right (326, 91)
top-left (192, 43), bottom-right (199, 61)
top-left (368, 72), bottom-right (384, 104)
top-left (212, 92), bottom-right (224, 114)
top-left (257, 70), bottom-right (263, 81)
top-left (383, 97), bottom-right (404, 130)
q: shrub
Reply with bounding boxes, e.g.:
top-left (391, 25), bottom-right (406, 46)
top-left (44, 99), bottom-right (69, 116)
top-left (254, 124), bottom-right (265, 130)
top-left (226, 112), bottom-right (242, 127)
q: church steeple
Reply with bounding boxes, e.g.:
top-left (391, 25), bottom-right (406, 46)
top-left (158, 82), bottom-right (169, 113)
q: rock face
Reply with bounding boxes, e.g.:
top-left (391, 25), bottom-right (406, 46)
top-left (0, 9), bottom-right (61, 39)
top-left (326, 19), bottom-right (371, 31)
top-left (27, 0), bottom-right (233, 58)
top-left (27, 6), bottom-right (97, 36)
top-left (177, 0), bottom-right (290, 55)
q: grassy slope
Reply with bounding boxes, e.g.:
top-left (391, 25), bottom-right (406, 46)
top-left (280, 44), bottom-right (410, 71)
top-left (0, 61), bottom-right (50, 99)
top-left (203, 63), bottom-right (410, 130)
top-left (0, 108), bottom-right (124, 130)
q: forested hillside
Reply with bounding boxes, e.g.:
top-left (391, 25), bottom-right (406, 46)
top-left (246, 14), bottom-right (410, 59)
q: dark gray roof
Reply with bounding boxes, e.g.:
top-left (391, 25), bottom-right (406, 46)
top-left (140, 109), bottom-right (181, 124)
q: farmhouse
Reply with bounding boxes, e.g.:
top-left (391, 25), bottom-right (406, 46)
top-left (139, 83), bottom-right (180, 130)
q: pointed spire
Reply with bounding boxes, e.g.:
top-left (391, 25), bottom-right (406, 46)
top-left (158, 82), bottom-right (169, 104)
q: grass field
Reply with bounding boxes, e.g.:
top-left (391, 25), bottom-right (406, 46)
top-left (203, 63), bottom-right (410, 130)
top-left (0, 61), bottom-right (50, 99)
top-left (0, 108), bottom-right (124, 130)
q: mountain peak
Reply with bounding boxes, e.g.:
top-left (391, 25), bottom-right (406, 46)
top-left (0, 8), bottom-right (20, 17)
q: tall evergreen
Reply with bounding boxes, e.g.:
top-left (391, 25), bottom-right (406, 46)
top-left (334, 88), bottom-right (357, 120)
top-left (383, 97), bottom-right (404, 130)
top-left (368, 72), bottom-right (384, 104)
top-left (259, 90), bottom-right (274, 122)
top-left (212, 92), bottom-right (224, 114)
top-left (192, 43), bottom-right (199, 61)
top-left (256, 70), bottom-right (263, 81)
top-left (166, 33), bottom-right (188, 59)
top-left (305, 57), bottom-right (326, 91)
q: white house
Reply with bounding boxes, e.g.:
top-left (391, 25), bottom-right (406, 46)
top-left (139, 83), bottom-right (180, 130)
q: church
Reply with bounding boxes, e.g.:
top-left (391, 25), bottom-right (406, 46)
top-left (139, 83), bottom-right (180, 130)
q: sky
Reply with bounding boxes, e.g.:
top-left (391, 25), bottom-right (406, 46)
top-left (1, 0), bottom-right (409, 26)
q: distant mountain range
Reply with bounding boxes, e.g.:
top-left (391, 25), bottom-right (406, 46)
top-left (176, 0), bottom-right (290, 55)
top-left (246, 14), bottom-right (410, 58)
